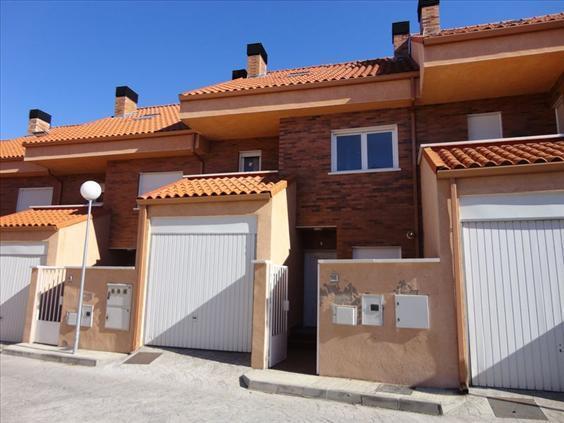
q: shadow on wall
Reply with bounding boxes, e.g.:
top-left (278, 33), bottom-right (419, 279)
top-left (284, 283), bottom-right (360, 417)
top-left (0, 285), bottom-right (29, 342)
top-left (471, 322), bottom-right (564, 393)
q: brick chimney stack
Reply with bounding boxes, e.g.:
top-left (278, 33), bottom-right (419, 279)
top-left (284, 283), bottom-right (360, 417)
top-left (114, 86), bottom-right (138, 117)
top-left (418, 0), bottom-right (440, 36)
top-left (246, 43), bottom-right (268, 78)
top-left (392, 21), bottom-right (411, 58)
top-left (28, 109), bottom-right (51, 135)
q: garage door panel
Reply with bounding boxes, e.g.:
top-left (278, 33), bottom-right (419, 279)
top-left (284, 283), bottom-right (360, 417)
top-left (0, 254), bottom-right (44, 342)
top-left (462, 219), bottom-right (564, 392)
top-left (145, 229), bottom-right (255, 353)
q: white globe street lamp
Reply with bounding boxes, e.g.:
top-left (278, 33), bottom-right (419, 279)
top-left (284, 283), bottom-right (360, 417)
top-left (72, 181), bottom-right (102, 354)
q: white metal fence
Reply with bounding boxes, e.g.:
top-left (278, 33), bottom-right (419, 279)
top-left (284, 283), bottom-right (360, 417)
top-left (34, 266), bottom-right (66, 345)
top-left (268, 263), bottom-right (288, 367)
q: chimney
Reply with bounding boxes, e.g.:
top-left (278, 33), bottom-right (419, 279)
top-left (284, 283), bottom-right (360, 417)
top-left (28, 109), bottom-right (51, 135)
top-left (392, 21), bottom-right (410, 58)
top-left (418, 0), bottom-right (440, 36)
top-left (114, 86), bottom-right (138, 117)
top-left (246, 43), bottom-right (268, 77)
top-left (232, 69), bottom-right (248, 80)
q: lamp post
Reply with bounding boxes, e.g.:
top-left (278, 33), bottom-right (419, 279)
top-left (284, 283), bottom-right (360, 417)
top-left (72, 181), bottom-right (102, 354)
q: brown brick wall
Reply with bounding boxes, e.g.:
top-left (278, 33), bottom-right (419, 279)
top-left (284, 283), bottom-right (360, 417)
top-left (415, 93), bottom-right (557, 145)
top-left (279, 109), bottom-right (418, 259)
top-left (104, 137), bottom-right (278, 249)
top-left (0, 173), bottom-right (105, 216)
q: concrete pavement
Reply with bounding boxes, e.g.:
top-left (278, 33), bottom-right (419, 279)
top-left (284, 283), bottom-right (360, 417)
top-left (1, 348), bottom-right (563, 422)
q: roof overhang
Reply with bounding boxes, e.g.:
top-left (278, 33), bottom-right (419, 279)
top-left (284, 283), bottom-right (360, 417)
top-left (412, 24), bottom-right (564, 104)
top-left (179, 73), bottom-right (418, 140)
top-left (0, 160), bottom-right (49, 178)
top-left (137, 192), bottom-right (272, 206)
top-left (21, 132), bottom-right (208, 175)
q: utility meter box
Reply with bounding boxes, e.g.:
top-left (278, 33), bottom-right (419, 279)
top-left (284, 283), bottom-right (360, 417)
top-left (332, 304), bottom-right (357, 326)
top-left (395, 294), bottom-right (430, 329)
top-left (66, 304), bottom-right (94, 327)
top-left (105, 283), bottom-right (132, 331)
top-left (361, 294), bottom-right (384, 326)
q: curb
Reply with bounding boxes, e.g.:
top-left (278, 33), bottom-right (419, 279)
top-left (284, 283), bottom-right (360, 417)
top-left (241, 374), bottom-right (443, 416)
top-left (2, 347), bottom-right (98, 367)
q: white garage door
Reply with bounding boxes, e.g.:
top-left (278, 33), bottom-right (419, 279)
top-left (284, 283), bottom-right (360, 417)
top-left (144, 216), bottom-right (256, 352)
top-left (0, 242), bottom-right (46, 342)
top-left (460, 193), bottom-right (564, 392)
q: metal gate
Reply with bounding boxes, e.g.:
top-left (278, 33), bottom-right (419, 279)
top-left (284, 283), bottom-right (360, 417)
top-left (462, 219), bottom-right (564, 392)
top-left (268, 263), bottom-right (289, 367)
top-left (34, 267), bottom-right (66, 345)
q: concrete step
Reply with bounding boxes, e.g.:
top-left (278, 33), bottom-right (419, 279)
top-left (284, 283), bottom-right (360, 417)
top-left (241, 369), bottom-right (449, 416)
top-left (2, 343), bottom-right (126, 367)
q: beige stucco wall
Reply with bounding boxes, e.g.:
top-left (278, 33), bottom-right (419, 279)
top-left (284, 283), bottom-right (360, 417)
top-left (318, 260), bottom-right (459, 388)
top-left (0, 230), bottom-right (59, 264)
top-left (251, 261), bottom-right (268, 369)
top-left (58, 267), bottom-right (137, 353)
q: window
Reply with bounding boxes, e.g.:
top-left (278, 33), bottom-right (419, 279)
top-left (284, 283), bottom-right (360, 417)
top-left (331, 125), bottom-right (399, 174)
top-left (467, 112), bottom-right (502, 141)
top-left (138, 171), bottom-right (183, 196)
top-left (239, 150), bottom-right (262, 172)
top-left (555, 96), bottom-right (564, 134)
top-left (352, 246), bottom-right (402, 259)
top-left (16, 187), bottom-right (53, 211)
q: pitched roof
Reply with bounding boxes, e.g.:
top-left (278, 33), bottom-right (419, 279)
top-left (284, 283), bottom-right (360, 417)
top-left (140, 173), bottom-right (287, 200)
top-left (0, 207), bottom-right (106, 230)
top-left (182, 57), bottom-right (418, 97)
top-left (1, 104), bottom-right (188, 149)
top-left (0, 138), bottom-right (26, 160)
top-left (422, 137), bottom-right (564, 172)
top-left (427, 12), bottom-right (564, 38)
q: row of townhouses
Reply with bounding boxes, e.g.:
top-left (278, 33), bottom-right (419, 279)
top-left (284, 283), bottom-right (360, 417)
top-left (1, 0), bottom-right (563, 392)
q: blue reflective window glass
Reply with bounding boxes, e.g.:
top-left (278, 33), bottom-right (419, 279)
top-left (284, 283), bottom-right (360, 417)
top-left (367, 132), bottom-right (394, 169)
top-left (336, 134), bottom-right (362, 171)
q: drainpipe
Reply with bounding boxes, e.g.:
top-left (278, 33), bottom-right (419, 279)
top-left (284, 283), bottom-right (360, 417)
top-left (48, 169), bottom-right (63, 204)
top-left (192, 134), bottom-right (205, 174)
top-left (449, 178), bottom-right (470, 392)
top-left (410, 76), bottom-right (421, 257)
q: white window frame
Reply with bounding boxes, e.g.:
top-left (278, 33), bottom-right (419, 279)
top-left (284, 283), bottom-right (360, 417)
top-left (467, 111), bottom-right (503, 141)
top-left (330, 124), bottom-right (399, 175)
top-left (352, 246), bottom-right (402, 259)
top-left (138, 171), bottom-right (183, 196)
top-left (16, 187), bottom-right (54, 211)
top-left (239, 150), bottom-right (262, 172)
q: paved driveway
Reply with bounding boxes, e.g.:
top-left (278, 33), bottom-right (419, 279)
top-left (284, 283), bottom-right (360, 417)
top-left (1, 348), bottom-right (562, 423)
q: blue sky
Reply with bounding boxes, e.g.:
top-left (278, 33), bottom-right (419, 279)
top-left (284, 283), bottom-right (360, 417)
top-left (1, 0), bottom-right (562, 139)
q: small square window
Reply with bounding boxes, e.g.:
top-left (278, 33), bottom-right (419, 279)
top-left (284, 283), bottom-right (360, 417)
top-left (138, 171), bottom-right (183, 196)
top-left (239, 151), bottom-right (262, 172)
top-left (467, 112), bottom-right (502, 141)
top-left (16, 187), bottom-right (54, 211)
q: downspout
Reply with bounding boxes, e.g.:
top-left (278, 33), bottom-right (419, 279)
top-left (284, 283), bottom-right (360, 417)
top-left (48, 169), bottom-right (64, 204)
top-left (449, 178), bottom-right (470, 392)
top-left (410, 76), bottom-right (420, 257)
top-left (192, 134), bottom-right (205, 174)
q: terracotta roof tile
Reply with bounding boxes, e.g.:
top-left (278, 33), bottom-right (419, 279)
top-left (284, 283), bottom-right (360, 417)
top-left (182, 57), bottom-right (418, 97)
top-left (3, 104), bottom-right (187, 148)
top-left (140, 173), bottom-right (287, 200)
top-left (0, 207), bottom-right (106, 230)
top-left (423, 137), bottom-right (564, 171)
top-left (428, 12), bottom-right (564, 38)
top-left (0, 138), bottom-right (26, 160)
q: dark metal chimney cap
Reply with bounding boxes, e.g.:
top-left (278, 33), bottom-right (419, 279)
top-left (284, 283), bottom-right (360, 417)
top-left (418, 0), bottom-right (440, 21)
top-left (392, 21), bottom-right (411, 38)
top-left (115, 86), bottom-right (139, 103)
top-left (29, 109), bottom-right (52, 123)
top-left (232, 69), bottom-right (248, 80)
top-left (246, 43), bottom-right (268, 64)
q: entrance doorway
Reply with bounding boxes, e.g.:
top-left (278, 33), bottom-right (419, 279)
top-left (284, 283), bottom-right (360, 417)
top-left (303, 250), bottom-right (336, 328)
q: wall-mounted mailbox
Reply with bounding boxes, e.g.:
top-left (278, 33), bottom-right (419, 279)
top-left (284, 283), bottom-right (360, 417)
top-left (395, 294), bottom-right (430, 329)
top-left (66, 304), bottom-right (94, 327)
top-left (332, 304), bottom-right (357, 326)
top-left (362, 294), bottom-right (384, 326)
top-left (105, 283), bottom-right (132, 331)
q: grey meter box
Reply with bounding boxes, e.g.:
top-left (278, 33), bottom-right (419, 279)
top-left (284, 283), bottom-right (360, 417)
top-left (361, 294), bottom-right (384, 326)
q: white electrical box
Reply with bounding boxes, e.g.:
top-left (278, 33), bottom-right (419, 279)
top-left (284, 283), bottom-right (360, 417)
top-left (395, 294), bottom-right (430, 329)
top-left (361, 294), bottom-right (384, 326)
top-left (66, 304), bottom-right (94, 327)
top-left (105, 283), bottom-right (132, 331)
top-left (332, 304), bottom-right (357, 326)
